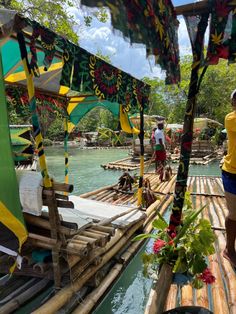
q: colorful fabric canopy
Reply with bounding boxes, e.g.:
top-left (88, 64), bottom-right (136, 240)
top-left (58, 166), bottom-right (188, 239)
top-left (206, 0), bottom-right (236, 65)
top-left (81, 0), bottom-right (180, 84)
top-left (0, 8), bottom-right (150, 262)
top-left (67, 95), bottom-right (139, 134)
top-left (0, 10), bottom-right (149, 112)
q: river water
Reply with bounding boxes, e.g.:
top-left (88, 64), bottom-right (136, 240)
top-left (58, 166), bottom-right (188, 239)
top-left (16, 147), bottom-right (222, 314)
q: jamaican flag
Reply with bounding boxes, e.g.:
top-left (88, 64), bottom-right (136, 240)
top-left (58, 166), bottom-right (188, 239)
top-left (0, 49), bottom-right (27, 268)
top-left (10, 125), bottom-right (34, 164)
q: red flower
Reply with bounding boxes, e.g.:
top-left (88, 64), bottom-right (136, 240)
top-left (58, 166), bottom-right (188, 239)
top-left (170, 231), bottom-right (177, 239)
top-left (168, 240), bottom-right (174, 246)
top-left (153, 239), bottom-right (166, 254)
top-left (198, 268), bottom-right (216, 284)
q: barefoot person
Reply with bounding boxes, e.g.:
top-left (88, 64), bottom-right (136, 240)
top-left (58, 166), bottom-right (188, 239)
top-left (222, 89), bottom-right (236, 267)
top-left (154, 121), bottom-right (166, 180)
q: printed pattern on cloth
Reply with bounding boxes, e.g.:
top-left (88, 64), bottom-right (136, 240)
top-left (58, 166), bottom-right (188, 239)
top-left (206, 0), bottom-right (236, 65)
top-left (25, 19), bottom-right (150, 112)
top-left (81, 0), bottom-right (180, 84)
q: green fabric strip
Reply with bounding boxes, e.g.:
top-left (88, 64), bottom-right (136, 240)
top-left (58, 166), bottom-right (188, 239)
top-left (0, 47), bottom-right (26, 247)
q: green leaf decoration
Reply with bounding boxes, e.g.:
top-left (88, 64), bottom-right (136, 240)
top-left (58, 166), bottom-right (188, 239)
top-left (191, 256), bottom-right (207, 274)
top-left (173, 256), bottom-right (188, 273)
top-left (155, 210), bottom-right (168, 224)
top-left (174, 205), bottom-right (207, 244)
top-left (152, 218), bottom-right (168, 230)
top-left (132, 233), bottom-right (158, 242)
top-left (192, 278), bottom-right (204, 289)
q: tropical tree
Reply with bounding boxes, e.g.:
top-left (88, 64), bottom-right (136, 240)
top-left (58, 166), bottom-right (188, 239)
top-left (0, 0), bottom-right (109, 43)
top-left (144, 55), bottom-right (236, 125)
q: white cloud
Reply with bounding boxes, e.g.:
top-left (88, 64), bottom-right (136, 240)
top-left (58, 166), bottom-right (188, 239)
top-left (178, 16), bottom-right (192, 56)
top-left (69, 6), bottom-right (192, 80)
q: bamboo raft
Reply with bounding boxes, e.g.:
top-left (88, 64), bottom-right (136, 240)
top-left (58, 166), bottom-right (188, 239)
top-left (0, 174), bottom-right (234, 314)
top-left (171, 153), bottom-right (220, 165)
top-left (101, 156), bottom-right (154, 170)
top-left (0, 172), bottom-right (174, 314)
top-left (146, 175), bottom-right (236, 314)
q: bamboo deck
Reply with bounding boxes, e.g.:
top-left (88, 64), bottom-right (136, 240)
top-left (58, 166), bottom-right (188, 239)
top-left (147, 175), bottom-right (236, 314)
top-left (171, 154), bottom-right (221, 165)
top-left (0, 174), bottom-right (234, 314)
top-left (101, 156), bottom-right (153, 170)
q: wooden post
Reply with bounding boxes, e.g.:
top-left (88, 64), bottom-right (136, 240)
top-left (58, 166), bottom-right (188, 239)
top-left (144, 263), bottom-right (173, 314)
top-left (45, 188), bottom-right (64, 288)
top-left (147, 12), bottom-right (210, 312)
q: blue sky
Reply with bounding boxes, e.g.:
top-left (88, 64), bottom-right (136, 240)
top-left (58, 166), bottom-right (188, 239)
top-left (72, 1), bottom-right (196, 80)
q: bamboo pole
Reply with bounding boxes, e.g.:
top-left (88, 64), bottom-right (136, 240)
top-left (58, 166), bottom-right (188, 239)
top-left (181, 284), bottom-right (193, 306)
top-left (28, 233), bottom-right (58, 246)
top-left (0, 278), bottom-right (50, 314)
top-left (217, 235), bottom-right (236, 313)
top-left (32, 219), bottom-right (145, 314)
top-left (79, 184), bottom-right (116, 198)
top-left (209, 254), bottom-right (229, 314)
top-left (66, 228), bottom-right (128, 268)
top-left (164, 284), bottom-right (178, 311)
top-left (72, 263), bottom-right (123, 314)
top-left (24, 213), bottom-right (78, 236)
top-left (90, 225), bottom-right (115, 235)
top-left (97, 207), bottom-right (141, 226)
top-left (86, 269), bottom-right (105, 288)
top-left (195, 286), bottom-right (209, 309)
top-left (33, 262), bottom-right (51, 274)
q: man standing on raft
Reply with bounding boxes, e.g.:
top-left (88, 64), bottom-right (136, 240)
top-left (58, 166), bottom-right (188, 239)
top-left (154, 121), bottom-right (166, 180)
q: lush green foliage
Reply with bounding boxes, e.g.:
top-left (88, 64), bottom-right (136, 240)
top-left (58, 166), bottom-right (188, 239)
top-left (144, 56), bottom-right (236, 125)
top-left (4, 0), bottom-right (236, 137)
top-left (133, 192), bottom-right (216, 289)
top-left (0, 0), bottom-right (109, 43)
top-left (0, 0), bottom-right (79, 42)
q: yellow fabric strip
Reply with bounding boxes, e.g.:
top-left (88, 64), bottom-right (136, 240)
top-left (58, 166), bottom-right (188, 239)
top-left (22, 60), bottom-right (51, 188)
top-left (119, 106), bottom-right (139, 134)
top-left (59, 85), bottom-right (70, 95)
top-left (67, 98), bottom-right (85, 115)
top-left (67, 122), bottom-right (75, 134)
top-left (137, 155), bottom-right (144, 206)
top-left (5, 62), bottom-right (63, 83)
top-left (0, 201), bottom-right (28, 248)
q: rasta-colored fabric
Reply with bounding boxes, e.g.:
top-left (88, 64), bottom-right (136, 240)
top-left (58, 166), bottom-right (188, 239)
top-left (0, 48), bottom-right (28, 270)
top-left (17, 31), bottom-right (52, 188)
top-left (67, 96), bottom-right (139, 134)
top-left (29, 21), bottom-right (56, 76)
top-left (206, 0), bottom-right (236, 65)
top-left (81, 0), bottom-right (180, 84)
top-left (10, 126), bottom-right (34, 163)
top-left (61, 47), bottom-right (150, 111)
top-left (169, 12), bottom-right (209, 230)
top-left (0, 13), bottom-right (149, 113)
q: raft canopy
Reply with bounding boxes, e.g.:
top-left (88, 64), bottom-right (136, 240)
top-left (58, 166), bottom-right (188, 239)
top-left (0, 9), bottom-right (150, 126)
top-left (0, 8), bottom-right (152, 264)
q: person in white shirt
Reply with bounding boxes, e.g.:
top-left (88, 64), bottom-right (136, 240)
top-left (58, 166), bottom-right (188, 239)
top-left (154, 121), bottom-right (166, 179)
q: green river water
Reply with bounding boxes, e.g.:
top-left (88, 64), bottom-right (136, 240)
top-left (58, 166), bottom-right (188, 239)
top-left (15, 147), bottom-right (221, 314)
